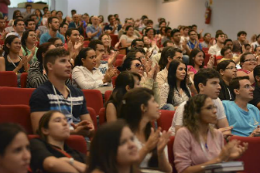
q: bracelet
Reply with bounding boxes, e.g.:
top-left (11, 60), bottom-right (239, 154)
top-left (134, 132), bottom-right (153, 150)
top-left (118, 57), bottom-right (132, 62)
top-left (69, 158), bottom-right (74, 165)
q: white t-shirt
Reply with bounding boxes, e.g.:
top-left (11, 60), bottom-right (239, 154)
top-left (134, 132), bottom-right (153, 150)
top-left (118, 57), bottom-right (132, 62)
top-left (208, 44), bottom-right (222, 56)
top-left (169, 98), bottom-right (227, 136)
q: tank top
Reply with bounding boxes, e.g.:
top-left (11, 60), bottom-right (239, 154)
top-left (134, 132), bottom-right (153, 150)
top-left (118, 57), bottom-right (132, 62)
top-left (4, 55), bottom-right (25, 73)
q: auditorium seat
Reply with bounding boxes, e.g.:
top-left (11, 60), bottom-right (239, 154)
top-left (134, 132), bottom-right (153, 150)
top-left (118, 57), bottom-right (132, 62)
top-left (98, 107), bottom-right (106, 126)
top-left (110, 34), bottom-right (119, 47)
top-left (230, 136), bottom-right (260, 173)
top-left (112, 76), bottom-right (117, 88)
top-left (114, 59), bottom-right (123, 67)
top-left (82, 89), bottom-right (104, 114)
top-left (116, 54), bottom-right (125, 60)
top-left (167, 136), bottom-right (177, 173)
top-left (0, 71), bottom-right (17, 87)
top-left (104, 90), bottom-right (112, 103)
top-left (28, 135), bottom-right (87, 154)
top-left (20, 72), bottom-right (28, 88)
top-left (157, 110), bottom-right (175, 131)
top-left (0, 87), bottom-right (35, 105)
top-left (0, 105), bottom-right (33, 134)
top-left (84, 40), bottom-right (90, 47)
top-left (87, 107), bottom-right (98, 129)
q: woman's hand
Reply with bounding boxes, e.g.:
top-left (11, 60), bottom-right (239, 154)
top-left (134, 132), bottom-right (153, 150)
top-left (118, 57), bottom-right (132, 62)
top-left (71, 120), bottom-right (94, 137)
top-left (207, 55), bottom-right (215, 68)
top-left (145, 127), bottom-right (160, 152)
top-left (103, 67), bottom-right (117, 83)
top-left (157, 130), bottom-right (171, 154)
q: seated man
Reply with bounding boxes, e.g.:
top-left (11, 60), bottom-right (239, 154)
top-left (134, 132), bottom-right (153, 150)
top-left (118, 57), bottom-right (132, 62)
top-left (25, 18), bottom-right (36, 31)
top-left (169, 68), bottom-right (231, 136)
top-left (6, 19), bottom-right (25, 39)
top-left (186, 30), bottom-right (202, 50)
top-left (30, 48), bottom-right (94, 137)
top-left (86, 16), bottom-right (102, 40)
top-left (223, 76), bottom-right (260, 137)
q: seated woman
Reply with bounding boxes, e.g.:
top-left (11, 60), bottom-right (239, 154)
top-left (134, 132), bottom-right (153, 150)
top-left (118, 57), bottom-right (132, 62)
top-left (200, 33), bottom-right (212, 48)
top-left (34, 9), bottom-right (43, 26)
top-left (26, 42), bottom-right (56, 88)
top-left (99, 34), bottom-right (112, 59)
top-left (237, 52), bottom-right (258, 84)
top-left (160, 60), bottom-right (191, 110)
top-left (120, 87), bottom-right (172, 172)
top-left (0, 35), bottom-right (28, 73)
top-left (20, 30), bottom-right (38, 65)
top-left (174, 94), bottom-right (248, 173)
top-left (217, 60), bottom-right (237, 100)
top-left (30, 111), bottom-right (86, 173)
top-left (217, 47), bottom-right (241, 65)
top-left (8, 10), bottom-right (22, 26)
top-left (0, 123), bottom-right (31, 173)
top-left (143, 31), bottom-right (159, 55)
top-left (120, 26), bottom-right (138, 49)
top-left (187, 48), bottom-right (206, 74)
top-left (72, 48), bottom-right (116, 89)
top-left (106, 71), bottom-right (141, 122)
top-left (86, 120), bottom-right (140, 173)
top-left (119, 56), bottom-right (160, 104)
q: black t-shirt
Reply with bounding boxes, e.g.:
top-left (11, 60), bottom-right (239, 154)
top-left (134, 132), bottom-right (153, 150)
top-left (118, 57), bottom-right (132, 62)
top-left (30, 138), bottom-right (86, 172)
top-left (219, 79), bottom-right (234, 101)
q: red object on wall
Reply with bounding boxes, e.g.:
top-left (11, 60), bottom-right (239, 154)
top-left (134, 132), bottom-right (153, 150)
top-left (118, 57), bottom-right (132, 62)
top-left (205, 7), bottom-right (212, 24)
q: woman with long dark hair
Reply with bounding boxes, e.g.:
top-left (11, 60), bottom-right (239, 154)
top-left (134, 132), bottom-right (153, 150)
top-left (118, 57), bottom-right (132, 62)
top-left (0, 35), bottom-right (28, 73)
top-left (30, 111), bottom-right (86, 173)
top-left (174, 94), bottom-right (248, 173)
top-left (106, 71), bottom-right (141, 122)
top-left (20, 30), bottom-right (38, 64)
top-left (86, 120), bottom-right (140, 173)
top-left (188, 48), bottom-right (205, 74)
top-left (160, 60), bottom-right (191, 110)
top-left (120, 87), bottom-right (172, 172)
top-left (0, 123), bottom-right (31, 173)
top-left (34, 9), bottom-right (43, 26)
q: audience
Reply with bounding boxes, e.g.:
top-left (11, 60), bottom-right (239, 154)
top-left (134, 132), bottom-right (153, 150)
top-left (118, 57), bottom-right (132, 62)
top-left (217, 60), bottom-right (237, 100)
top-left (233, 31), bottom-right (249, 54)
top-left (0, 123), bottom-right (31, 173)
top-left (223, 76), bottom-right (260, 137)
top-left (86, 120), bottom-right (139, 173)
top-left (251, 65), bottom-right (260, 109)
top-left (20, 30), bottom-right (38, 64)
top-left (174, 94), bottom-right (248, 173)
top-left (120, 87), bottom-right (172, 172)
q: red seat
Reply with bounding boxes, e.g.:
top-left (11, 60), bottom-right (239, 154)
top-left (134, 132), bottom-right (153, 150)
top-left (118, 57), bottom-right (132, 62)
top-left (0, 87), bottom-right (35, 105)
top-left (82, 89), bottom-right (103, 114)
top-left (0, 39), bottom-right (4, 45)
top-left (0, 105), bottom-right (33, 134)
top-left (116, 54), bottom-right (125, 60)
top-left (202, 47), bottom-right (209, 54)
top-left (84, 41), bottom-right (90, 48)
top-left (112, 76), bottom-right (117, 88)
top-left (230, 136), bottom-right (260, 173)
top-left (204, 53), bottom-right (211, 65)
top-left (104, 90), bottom-right (112, 103)
top-left (167, 136), bottom-right (177, 173)
top-left (114, 59), bottom-right (123, 67)
top-left (20, 72), bottom-right (28, 88)
top-left (157, 110), bottom-right (175, 131)
top-left (87, 107), bottom-right (97, 130)
top-left (28, 135), bottom-right (87, 154)
top-left (110, 34), bottom-right (119, 48)
top-left (0, 71), bottom-right (17, 87)
top-left (98, 107), bottom-right (106, 126)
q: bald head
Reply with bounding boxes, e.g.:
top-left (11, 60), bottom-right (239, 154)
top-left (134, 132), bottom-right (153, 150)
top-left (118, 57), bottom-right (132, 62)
top-left (92, 16), bottom-right (99, 25)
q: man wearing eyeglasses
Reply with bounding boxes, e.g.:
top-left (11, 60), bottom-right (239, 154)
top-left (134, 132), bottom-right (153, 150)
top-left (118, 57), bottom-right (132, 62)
top-left (222, 76), bottom-right (260, 137)
top-left (187, 30), bottom-right (202, 50)
top-left (218, 47), bottom-right (241, 65)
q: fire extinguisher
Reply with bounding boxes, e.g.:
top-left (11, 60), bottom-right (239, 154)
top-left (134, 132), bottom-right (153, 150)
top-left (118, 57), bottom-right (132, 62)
top-left (205, 7), bottom-right (211, 24)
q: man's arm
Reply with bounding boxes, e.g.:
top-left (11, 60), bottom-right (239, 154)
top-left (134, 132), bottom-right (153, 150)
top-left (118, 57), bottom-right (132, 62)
top-left (31, 111), bottom-right (47, 133)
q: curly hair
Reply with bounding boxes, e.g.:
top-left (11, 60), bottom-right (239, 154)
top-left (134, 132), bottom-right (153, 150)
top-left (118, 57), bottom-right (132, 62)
top-left (183, 94), bottom-right (215, 142)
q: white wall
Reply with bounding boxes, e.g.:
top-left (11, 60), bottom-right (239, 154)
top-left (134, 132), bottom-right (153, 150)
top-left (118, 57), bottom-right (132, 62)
top-left (54, 0), bottom-right (68, 17)
top-left (67, 0), bottom-right (100, 16)
top-left (99, 0), bottom-right (157, 23)
top-left (156, 0), bottom-right (260, 40)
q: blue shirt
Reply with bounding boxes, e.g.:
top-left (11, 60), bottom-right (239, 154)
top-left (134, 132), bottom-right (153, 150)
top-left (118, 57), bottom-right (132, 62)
top-left (104, 24), bottom-right (122, 32)
top-left (222, 100), bottom-right (260, 137)
top-left (39, 32), bottom-right (65, 45)
top-left (30, 80), bottom-right (89, 124)
top-left (86, 25), bottom-right (102, 40)
top-left (187, 40), bottom-right (202, 50)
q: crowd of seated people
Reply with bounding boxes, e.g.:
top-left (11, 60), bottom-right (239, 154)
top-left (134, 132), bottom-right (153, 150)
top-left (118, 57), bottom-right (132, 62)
top-left (2, 5), bottom-right (260, 173)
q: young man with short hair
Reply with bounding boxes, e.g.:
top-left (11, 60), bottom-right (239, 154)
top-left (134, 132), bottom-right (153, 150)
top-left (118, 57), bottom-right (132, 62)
top-left (6, 19), bottom-right (25, 39)
top-left (25, 18), bottom-right (36, 31)
top-left (187, 30), bottom-right (202, 50)
top-left (131, 38), bottom-right (144, 49)
top-left (180, 26), bottom-right (189, 43)
top-left (104, 14), bottom-right (122, 35)
top-left (218, 47), bottom-right (240, 64)
top-left (208, 32), bottom-right (225, 56)
top-left (68, 14), bottom-right (84, 35)
top-left (223, 76), bottom-right (260, 137)
top-left (22, 4), bottom-right (32, 19)
top-left (30, 48), bottom-right (94, 137)
top-left (171, 28), bottom-right (191, 56)
top-left (161, 27), bottom-right (171, 45)
top-left (233, 31), bottom-right (249, 54)
top-left (169, 68), bottom-right (230, 136)
top-left (40, 17), bottom-right (65, 45)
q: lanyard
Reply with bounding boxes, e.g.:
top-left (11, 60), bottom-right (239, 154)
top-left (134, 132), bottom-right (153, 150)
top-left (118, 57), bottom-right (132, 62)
top-left (7, 55), bottom-right (21, 68)
top-left (226, 87), bottom-right (232, 100)
top-left (200, 134), bottom-right (220, 160)
top-left (52, 84), bottom-right (73, 114)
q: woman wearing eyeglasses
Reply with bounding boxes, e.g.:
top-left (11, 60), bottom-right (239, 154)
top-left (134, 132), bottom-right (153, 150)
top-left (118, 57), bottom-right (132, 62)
top-left (72, 48), bottom-right (117, 89)
top-left (237, 52), bottom-right (258, 84)
top-left (174, 94), bottom-right (248, 173)
top-left (20, 30), bottom-right (38, 65)
top-left (217, 60), bottom-right (237, 100)
top-left (48, 37), bottom-right (64, 48)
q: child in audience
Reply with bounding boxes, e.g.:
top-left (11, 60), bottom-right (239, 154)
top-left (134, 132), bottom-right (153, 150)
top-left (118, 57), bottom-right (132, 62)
top-left (30, 111), bottom-right (86, 173)
top-left (120, 87), bottom-right (172, 172)
top-left (0, 123), bottom-right (31, 173)
top-left (174, 94), bottom-right (248, 173)
top-left (106, 71), bottom-right (141, 122)
top-left (86, 120), bottom-right (140, 173)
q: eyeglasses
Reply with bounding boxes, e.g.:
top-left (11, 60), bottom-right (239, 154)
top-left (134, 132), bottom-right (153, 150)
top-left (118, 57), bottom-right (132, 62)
top-left (225, 66), bottom-right (237, 70)
top-left (244, 59), bottom-right (257, 62)
top-left (135, 63), bottom-right (144, 69)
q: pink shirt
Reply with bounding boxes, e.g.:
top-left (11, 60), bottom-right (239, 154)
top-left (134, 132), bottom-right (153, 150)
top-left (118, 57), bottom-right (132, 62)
top-left (174, 127), bottom-right (224, 173)
top-left (187, 65), bottom-right (198, 74)
top-left (0, 0), bottom-right (10, 13)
